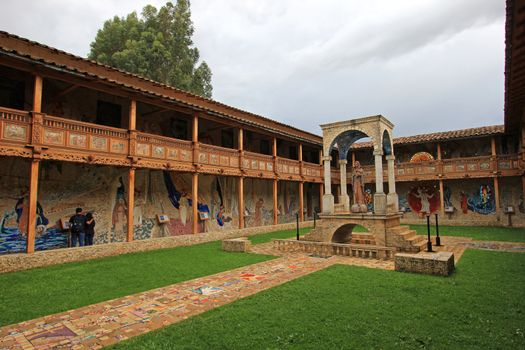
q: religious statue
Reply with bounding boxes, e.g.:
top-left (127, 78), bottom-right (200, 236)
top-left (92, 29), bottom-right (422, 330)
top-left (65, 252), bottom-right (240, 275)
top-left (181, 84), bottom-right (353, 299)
top-left (351, 161), bottom-right (368, 213)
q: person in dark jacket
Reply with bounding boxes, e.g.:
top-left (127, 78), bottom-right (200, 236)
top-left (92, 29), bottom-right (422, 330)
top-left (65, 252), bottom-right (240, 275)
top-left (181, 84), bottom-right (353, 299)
top-left (85, 212), bottom-right (96, 246)
top-left (69, 208), bottom-right (86, 247)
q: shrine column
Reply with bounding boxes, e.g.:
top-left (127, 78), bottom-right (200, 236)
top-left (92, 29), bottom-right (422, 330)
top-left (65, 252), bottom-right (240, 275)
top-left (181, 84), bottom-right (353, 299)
top-left (373, 149), bottom-right (386, 214)
top-left (322, 154), bottom-right (334, 214)
top-left (127, 168), bottom-right (135, 242)
top-left (339, 159), bottom-right (350, 211)
top-left (437, 143), bottom-right (445, 215)
top-left (238, 128), bottom-right (245, 229)
top-left (385, 155), bottom-right (398, 213)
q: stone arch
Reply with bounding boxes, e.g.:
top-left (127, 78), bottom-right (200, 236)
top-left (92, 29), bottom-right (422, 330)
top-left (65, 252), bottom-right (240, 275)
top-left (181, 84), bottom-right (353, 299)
top-left (329, 221), bottom-right (372, 243)
top-left (322, 124), bottom-right (379, 158)
top-left (328, 129), bottom-right (370, 161)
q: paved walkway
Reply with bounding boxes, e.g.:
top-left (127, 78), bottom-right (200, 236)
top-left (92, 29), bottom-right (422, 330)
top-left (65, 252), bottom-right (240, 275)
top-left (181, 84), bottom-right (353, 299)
top-left (1, 236), bottom-right (523, 349)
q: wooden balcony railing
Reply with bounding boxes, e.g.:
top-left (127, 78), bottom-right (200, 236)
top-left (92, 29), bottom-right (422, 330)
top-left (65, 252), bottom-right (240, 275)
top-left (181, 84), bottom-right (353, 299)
top-left (0, 107), bottom-right (32, 144)
top-left (244, 151), bottom-right (274, 173)
top-left (135, 131), bottom-right (192, 162)
top-left (198, 143), bottom-right (239, 168)
top-left (42, 115), bottom-right (129, 154)
top-left (303, 161), bottom-right (322, 178)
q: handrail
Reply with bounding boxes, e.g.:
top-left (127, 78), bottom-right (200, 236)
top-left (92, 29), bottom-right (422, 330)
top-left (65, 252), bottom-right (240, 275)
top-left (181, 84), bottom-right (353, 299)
top-left (44, 115), bottom-right (128, 139)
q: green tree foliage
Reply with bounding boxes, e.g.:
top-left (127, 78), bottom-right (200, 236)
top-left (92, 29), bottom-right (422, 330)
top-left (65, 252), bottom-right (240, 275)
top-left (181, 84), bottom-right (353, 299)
top-left (89, 1), bottom-right (212, 98)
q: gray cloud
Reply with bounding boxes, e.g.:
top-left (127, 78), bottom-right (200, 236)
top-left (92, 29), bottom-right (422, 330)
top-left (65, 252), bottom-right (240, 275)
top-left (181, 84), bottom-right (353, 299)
top-left (0, 0), bottom-right (505, 138)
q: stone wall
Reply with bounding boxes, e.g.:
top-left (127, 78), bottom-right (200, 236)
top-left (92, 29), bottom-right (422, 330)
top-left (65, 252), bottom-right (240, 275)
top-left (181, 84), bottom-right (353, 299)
top-left (395, 252), bottom-right (455, 276)
top-left (0, 221), bottom-right (314, 274)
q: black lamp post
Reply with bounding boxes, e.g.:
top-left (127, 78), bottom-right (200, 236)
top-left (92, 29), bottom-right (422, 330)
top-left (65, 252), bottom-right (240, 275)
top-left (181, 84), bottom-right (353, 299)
top-left (426, 214), bottom-right (433, 252)
top-left (435, 213), bottom-right (441, 246)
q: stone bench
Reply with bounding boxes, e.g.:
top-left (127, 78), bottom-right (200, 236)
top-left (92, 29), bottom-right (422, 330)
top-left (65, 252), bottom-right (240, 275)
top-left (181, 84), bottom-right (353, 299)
top-left (222, 237), bottom-right (252, 252)
top-left (395, 251), bottom-right (455, 276)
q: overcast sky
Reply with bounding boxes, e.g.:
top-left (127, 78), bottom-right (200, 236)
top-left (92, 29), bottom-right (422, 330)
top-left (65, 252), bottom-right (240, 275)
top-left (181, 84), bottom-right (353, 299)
top-left (0, 0), bottom-right (505, 137)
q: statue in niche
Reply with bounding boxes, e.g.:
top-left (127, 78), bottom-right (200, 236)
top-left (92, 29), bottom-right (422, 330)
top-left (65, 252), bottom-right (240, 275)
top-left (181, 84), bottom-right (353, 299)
top-left (351, 161), bottom-right (368, 213)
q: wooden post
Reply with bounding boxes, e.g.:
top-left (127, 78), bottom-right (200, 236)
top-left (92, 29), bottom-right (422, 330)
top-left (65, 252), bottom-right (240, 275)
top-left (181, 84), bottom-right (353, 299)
top-left (126, 168), bottom-right (135, 242)
top-left (439, 179), bottom-right (445, 215)
top-left (298, 143), bottom-right (303, 176)
top-left (192, 113), bottom-right (199, 143)
top-left (494, 177), bottom-right (500, 213)
top-left (238, 177), bottom-right (244, 229)
top-left (437, 143), bottom-right (442, 160)
top-left (273, 138), bottom-right (278, 157)
top-left (26, 159), bottom-right (40, 253)
top-left (491, 137), bottom-right (497, 156)
top-left (273, 179), bottom-right (278, 225)
top-left (129, 100), bottom-right (136, 131)
top-left (351, 152), bottom-right (356, 166)
top-left (238, 128), bottom-right (244, 229)
top-left (299, 182), bottom-right (304, 222)
top-left (33, 75), bottom-right (43, 113)
top-left (192, 173), bottom-right (199, 234)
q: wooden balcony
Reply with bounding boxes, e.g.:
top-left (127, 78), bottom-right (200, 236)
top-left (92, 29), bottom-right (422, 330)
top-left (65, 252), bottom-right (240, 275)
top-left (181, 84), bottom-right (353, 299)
top-left (0, 106), bottom-right (324, 182)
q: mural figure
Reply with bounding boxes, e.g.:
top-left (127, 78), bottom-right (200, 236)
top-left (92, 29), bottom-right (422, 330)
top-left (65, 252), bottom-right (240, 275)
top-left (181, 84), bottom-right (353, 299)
top-left (460, 191), bottom-right (468, 214)
top-left (444, 186), bottom-right (453, 208)
top-left (467, 185), bottom-right (495, 215)
top-left (254, 198), bottom-right (264, 226)
top-left (112, 198), bottom-right (127, 240)
top-left (179, 191), bottom-right (189, 226)
top-left (407, 185), bottom-right (439, 215)
top-left (14, 189), bottom-right (49, 235)
top-left (133, 188), bottom-right (144, 227)
top-left (410, 152), bottom-right (434, 163)
top-left (351, 161), bottom-right (367, 213)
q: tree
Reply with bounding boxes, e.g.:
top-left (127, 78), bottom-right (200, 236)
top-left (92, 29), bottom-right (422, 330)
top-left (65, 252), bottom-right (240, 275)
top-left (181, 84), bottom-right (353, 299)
top-left (89, 0), bottom-right (213, 98)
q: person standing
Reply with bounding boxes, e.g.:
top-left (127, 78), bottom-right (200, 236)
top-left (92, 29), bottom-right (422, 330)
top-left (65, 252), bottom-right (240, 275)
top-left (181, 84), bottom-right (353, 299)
top-left (85, 212), bottom-right (96, 246)
top-left (69, 208), bottom-right (86, 247)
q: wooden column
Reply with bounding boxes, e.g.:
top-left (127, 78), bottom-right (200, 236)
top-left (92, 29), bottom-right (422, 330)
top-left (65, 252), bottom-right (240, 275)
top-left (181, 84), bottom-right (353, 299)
top-left (351, 152), bottom-right (356, 166)
top-left (33, 75), bottom-right (43, 112)
top-left (439, 179), bottom-right (445, 215)
top-left (129, 100), bottom-right (137, 130)
top-left (27, 74), bottom-right (43, 253)
top-left (491, 137), bottom-right (500, 213)
top-left (127, 168), bottom-right (135, 242)
top-left (299, 182), bottom-right (304, 222)
top-left (273, 179), bottom-right (278, 225)
top-left (192, 112), bottom-right (199, 164)
top-left (238, 128), bottom-right (245, 229)
top-left (26, 159), bottom-right (40, 253)
top-left (494, 177), bottom-right (500, 212)
top-left (437, 143), bottom-right (442, 160)
top-left (192, 173), bottom-right (199, 234)
top-left (238, 177), bottom-right (244, 229)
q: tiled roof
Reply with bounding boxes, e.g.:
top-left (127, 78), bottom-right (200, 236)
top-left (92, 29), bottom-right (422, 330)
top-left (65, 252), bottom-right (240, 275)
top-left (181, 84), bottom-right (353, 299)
top-left (351, 125), bottom-right (505, 150)
top-left (0, 31), bottom-right (323, 145)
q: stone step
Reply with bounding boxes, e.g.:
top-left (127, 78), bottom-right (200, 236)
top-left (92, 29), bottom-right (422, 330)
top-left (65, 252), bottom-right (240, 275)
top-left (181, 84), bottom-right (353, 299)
top-left (406, 235), bottom-right (425, 244)
top-left (390, 225), bottom-right (411, 234)
top-left (397, 230), bottom-right (417, 239)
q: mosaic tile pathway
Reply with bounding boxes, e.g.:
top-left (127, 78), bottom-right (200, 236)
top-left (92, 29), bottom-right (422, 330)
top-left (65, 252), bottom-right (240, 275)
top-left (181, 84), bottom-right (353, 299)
top-left (1, 236), bottom-right (523, 349)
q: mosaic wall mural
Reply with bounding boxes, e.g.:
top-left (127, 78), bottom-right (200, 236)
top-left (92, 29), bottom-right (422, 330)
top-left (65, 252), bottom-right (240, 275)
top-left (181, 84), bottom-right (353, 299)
top-left (0, 158), bottom-right (316, 254)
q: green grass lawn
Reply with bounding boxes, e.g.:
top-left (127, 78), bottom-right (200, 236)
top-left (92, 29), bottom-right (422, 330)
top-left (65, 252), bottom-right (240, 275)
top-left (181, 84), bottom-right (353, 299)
top-left (410, 224), bottom-right (525, 242)
top-left (110, 249), bottom-right (525, 349)
top-left (0, 241), bottom-right (275, 327)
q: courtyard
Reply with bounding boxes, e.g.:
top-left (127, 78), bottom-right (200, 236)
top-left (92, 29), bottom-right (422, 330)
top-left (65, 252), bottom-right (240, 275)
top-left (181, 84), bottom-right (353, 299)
top-left (0, 225), bottom-right (524, 349)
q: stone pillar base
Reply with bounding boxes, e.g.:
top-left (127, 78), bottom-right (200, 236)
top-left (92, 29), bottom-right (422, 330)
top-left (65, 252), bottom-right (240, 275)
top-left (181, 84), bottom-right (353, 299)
top-left (374, 193), bottom-right (387, 215)
top-left (339, 194), bottom-right (350, 212)
top-left (322, 194), bottom-right (335, 214)
top-left (387, 193), bottom-right (399, 213)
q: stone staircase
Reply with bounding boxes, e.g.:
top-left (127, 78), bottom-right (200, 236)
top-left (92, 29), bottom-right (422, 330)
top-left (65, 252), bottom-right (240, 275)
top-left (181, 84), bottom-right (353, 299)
top-left (388, 225), bottom-right (427, 252)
